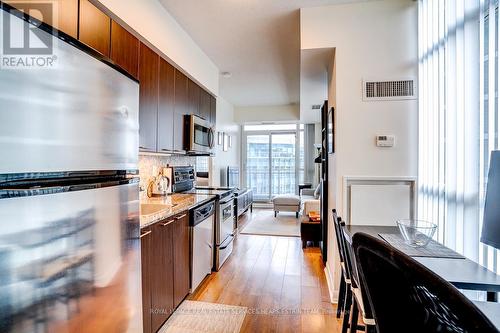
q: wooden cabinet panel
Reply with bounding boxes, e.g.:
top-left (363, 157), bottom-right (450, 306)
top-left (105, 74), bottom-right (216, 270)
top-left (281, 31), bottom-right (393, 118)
top-left (158, 59), bottom-right (175, 152)
top-left (199, 90), bottom-right (211, 122)
top-left (110, 20), bottom-right (139, 78)
top-left (141, 211), bottom-right (190, 332)
top-left (79, 0), bottom-right (111, 57)
top-left (188, 79), bottom-right (201, 116)
top-left (173, 70), bottom-right (188, 152)
top-left (151, 222), bottom-right (175, 332)
top-left (138, 43), bottom-right (159, 152)
top-left (5, 0), bottom-right (78, 38)
top-left (210, 95), bottom-right (217, 128)
top-left (140, 227), bottom-right (152, 333)
top-left (173, 213), bottom-right (190, 308)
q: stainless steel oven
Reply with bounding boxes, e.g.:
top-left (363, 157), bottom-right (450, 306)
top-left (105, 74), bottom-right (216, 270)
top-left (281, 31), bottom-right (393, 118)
top-left (186, 115), bottom-right (215, 154)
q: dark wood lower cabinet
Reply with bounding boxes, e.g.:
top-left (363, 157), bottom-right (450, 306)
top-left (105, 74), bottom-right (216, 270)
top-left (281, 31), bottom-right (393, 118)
top-left (141, 211), bottom-right (190, 333)
top-left (151, 221), bottom-right (175, 332)
top-left (173, 213), bottom-right (190, 307)
top-left (140, 227), bottom-right (152, 333)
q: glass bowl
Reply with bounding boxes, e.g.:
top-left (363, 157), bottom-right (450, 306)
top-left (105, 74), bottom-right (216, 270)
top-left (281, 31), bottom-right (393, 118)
top-left (396, 219), bottom-right (437, 248)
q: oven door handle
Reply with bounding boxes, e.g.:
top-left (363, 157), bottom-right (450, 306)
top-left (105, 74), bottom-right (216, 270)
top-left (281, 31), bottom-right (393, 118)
top-left (220, 197), bottom-right (234, 205)
top-left (219, 234), bottom-right (234, 250)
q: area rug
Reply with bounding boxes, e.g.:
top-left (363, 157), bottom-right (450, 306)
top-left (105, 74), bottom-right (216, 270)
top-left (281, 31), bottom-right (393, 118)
top-left (240, 209), bottom-right (300, 237)
top-left (159, 301), bottom-right (247, 333)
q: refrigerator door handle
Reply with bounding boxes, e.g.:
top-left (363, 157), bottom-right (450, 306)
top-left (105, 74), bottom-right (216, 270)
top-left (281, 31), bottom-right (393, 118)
top-left (0, 178), bottom-right (139, 199)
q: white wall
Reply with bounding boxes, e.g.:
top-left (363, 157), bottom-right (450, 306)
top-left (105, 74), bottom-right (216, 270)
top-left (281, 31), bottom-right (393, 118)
top-left (212, 97), bottom-right (241, 186)
top-left (301, 0), bottom-right (418, 301)
top-left (234, 104), bottom-right (300, 124)
top-left (94, 0), bottom-right (219, 95)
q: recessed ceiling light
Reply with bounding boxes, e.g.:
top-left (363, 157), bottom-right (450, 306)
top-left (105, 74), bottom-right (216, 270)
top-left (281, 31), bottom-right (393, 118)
top-left (221, 72), bottom-right (232, 79)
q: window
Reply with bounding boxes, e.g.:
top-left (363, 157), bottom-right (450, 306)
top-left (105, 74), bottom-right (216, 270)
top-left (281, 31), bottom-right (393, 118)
top-left (243, 124), bottom-right (304, 201)
top-left (244, 124), bottom-right (298, 131)
top-left (418, 0), bottom-right (500, 274)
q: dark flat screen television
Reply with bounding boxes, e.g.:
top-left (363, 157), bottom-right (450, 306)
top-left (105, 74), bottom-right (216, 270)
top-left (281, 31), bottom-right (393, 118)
top-left (481, 151), bottom-right (500, 250)
top-left (223, 166), bottom-right (240, 188)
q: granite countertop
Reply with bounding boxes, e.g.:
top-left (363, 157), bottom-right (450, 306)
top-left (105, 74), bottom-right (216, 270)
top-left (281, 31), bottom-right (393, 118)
top-left (140, 193), bottom-right (216, 229)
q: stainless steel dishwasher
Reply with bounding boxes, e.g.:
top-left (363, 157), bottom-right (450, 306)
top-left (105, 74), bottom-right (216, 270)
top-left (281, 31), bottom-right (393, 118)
top-left (189, 200), bottom-right (215, 292)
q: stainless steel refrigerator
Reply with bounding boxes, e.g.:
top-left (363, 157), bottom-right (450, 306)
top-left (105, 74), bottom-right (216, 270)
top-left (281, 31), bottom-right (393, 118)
top-left (0, 8), bottom-right (141, 333)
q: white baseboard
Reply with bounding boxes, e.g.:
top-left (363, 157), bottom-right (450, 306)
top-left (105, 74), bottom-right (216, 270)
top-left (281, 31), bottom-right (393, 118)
top-left (324, 264), bottom-right (338, 303)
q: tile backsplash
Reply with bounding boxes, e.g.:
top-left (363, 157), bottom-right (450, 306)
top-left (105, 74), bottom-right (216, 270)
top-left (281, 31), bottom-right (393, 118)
top-left (138, 153), bottom-right (196, 196)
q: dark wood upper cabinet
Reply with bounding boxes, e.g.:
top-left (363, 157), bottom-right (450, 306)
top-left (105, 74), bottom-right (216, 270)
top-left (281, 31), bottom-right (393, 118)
top-left (6, 0), bottom-right (78, 38)
top-left (150, 222), bottom-right (175, 332)
top-left (199, 90), bottom-right (211, 122)
top-left (110, 21), bottom-right (139, 78)
top-left (140, 227), bottom-right (152, 333)
top-left (210, 95), bottom-right (217, 128)
top-left (173, 213), bottom-right (190, 308)
top-left (188, 79), bottom-right (201, 116)
top-left (157, 58), bottom-right (175, 152)
top-left (173, 70), bottom-right (188, 152)
top-left (79, 0), bottom-right (111, 57)
top-left (138, 43), bottom-right (159, 152)
top-left (56, 0), bottom-right (79, 38)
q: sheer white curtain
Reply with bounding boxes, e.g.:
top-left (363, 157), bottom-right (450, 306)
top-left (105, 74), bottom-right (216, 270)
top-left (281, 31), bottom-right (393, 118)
top-left (418, 0), bottom-right (500, 274)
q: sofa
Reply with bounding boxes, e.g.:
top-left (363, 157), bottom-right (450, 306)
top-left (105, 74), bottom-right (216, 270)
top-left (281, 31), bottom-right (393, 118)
top-left (272, 184), bottom-right (321, 218)
top-left (301, 184), bottom-right (321, 215)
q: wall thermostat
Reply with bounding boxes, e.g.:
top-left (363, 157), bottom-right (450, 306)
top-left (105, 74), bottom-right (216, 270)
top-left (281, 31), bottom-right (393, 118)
top-left (376, 135), bottom-right (395, 147)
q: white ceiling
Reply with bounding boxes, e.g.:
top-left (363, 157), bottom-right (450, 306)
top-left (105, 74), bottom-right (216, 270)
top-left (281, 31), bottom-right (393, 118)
top-left (158, 0), bottom-right (370, 109)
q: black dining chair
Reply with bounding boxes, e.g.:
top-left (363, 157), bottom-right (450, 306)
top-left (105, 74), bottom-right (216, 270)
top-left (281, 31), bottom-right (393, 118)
top-left (352, 232), bottom-right (498, 333)
top-left (339, 223), bottom-right (376, 333)
top-left (332, 209), bottom-right (349, 319)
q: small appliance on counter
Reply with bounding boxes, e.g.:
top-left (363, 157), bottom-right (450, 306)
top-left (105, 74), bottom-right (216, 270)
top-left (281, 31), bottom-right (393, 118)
top-left (148, 167), bottom-right (172, 197)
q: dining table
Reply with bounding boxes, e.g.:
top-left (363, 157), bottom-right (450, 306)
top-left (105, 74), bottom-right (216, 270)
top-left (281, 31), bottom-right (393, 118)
top-left (473, 301), bottom-right (500, 330)
top-left (344, 225), bottom-right (500, 302)
top-left (344, 225), bottom-right (500, 330)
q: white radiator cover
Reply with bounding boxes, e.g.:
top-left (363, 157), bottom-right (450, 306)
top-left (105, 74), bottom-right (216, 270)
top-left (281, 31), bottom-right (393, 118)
top-left (343, 176), bottom-right (417, 226)
top-left (350, 184), bottom-right (411, 226)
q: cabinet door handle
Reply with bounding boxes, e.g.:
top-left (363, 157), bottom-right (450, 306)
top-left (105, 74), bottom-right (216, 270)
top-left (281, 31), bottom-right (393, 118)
top-left (140, 230), bottom-right (152, 238)
top-left (176, 214), bottom-right (187, 220)
top-left (162, 220), bottom-right (175, 226)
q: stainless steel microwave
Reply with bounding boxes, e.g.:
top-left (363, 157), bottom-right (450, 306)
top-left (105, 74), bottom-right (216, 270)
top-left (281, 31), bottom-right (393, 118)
top-left (186, 115), bottom-right (215, 154)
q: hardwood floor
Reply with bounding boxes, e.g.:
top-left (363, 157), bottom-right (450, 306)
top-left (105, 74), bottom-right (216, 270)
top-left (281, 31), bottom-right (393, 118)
top-left (188, 209), bottom-right (340, 333)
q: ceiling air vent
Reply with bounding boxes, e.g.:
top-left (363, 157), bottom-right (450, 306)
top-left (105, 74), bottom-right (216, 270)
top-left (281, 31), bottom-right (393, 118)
top-left (363, 79), bottom-right (417, 101)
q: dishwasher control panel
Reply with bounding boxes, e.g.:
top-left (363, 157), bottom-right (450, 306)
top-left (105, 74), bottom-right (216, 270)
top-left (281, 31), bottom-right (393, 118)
top-left (190, 200), bottom-right (215, 226)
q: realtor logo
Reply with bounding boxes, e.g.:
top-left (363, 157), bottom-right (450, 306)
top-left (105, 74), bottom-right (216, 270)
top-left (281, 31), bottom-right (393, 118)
top-left (1, 1), bottom-right (58, 68)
